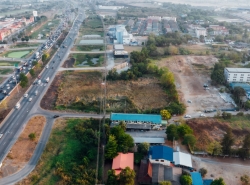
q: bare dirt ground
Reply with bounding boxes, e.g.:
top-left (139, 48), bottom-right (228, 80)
top-left (158, 56), bottom-right (234, 114)
top-left (41, 71), bottom-right (169, 112)
top-left (0, 116), bottom-right (46, 178)
top-left (62, 58), bottom-right (75, 68)
top-left (107, 45), bottom-right (142, 54)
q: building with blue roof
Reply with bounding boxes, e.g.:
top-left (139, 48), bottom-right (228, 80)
top-left (203, 179), bottom-right (213, 185)
top-left (110, 113), bottom-right (162, 124)
top-left (149, 145), bottom-right (174, 165)
top-left (191, 172), bottom-right (203, 185)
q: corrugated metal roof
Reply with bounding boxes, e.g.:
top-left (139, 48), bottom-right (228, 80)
top-left (173, 152), bottom-right (192, 168)
top-left (133, 137), bottom-right (165, 144)
top-left (225, 67), bottom-right (250, 73)
top-left (203, 179), bottom-right (213, 185)
top-left (191, 172), bottom-right (203, 185)
top-left (149, 145), bottom-right (173, 162)
top-left (112, 153), bottom-right (134, 175)
top-left (111, 113), bottom-right (162, 124)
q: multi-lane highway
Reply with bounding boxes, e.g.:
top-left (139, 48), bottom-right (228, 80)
top-left (0, 10), bottom-right (85, 184)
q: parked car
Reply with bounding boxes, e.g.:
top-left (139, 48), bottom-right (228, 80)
top-left (53, 115), bottom-right (60, 118)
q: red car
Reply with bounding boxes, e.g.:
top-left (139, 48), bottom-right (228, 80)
top-left (38, 75), bottom-right (41, 79)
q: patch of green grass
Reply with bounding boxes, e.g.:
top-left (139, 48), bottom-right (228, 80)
top-left (79, 15), bottom-right (104, 37)
top-left (5, 50), bottom-right (32, 58)
top-left (73, 45), bottom-right (104, 51)
top-left (10, 42), bottom-right (40, 48)
top-left (0, 68), bottom-right (13, 75)
top-left (225, 114), bottom-right (250, 130)
top-left (69, 53), bottom-right (104, 67)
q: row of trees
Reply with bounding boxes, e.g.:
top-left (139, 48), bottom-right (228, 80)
top-left (107, 167), bottom-right (136, 185)
top-left (105, 124), bottom-right (134, 160)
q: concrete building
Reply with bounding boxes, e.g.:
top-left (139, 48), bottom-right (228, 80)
top-left (195, 28), bottom-right (207, 38)
top-left (224, 68), bottom-right (250, 83)
top-left (108, 25), bottom-right (133, 44)
top-left (208, 25), bottom-right (229, 35)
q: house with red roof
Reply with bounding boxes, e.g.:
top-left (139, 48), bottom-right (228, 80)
top-left (112, 152), bottom-right (134, 175)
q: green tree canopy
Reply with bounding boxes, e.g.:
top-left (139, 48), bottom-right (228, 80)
top-left (180, 175), bottom-right (192, 185)
top-left (137, 142), bottom-right (150, 155)
top-left (182, 134), bottom-right (196, 149)
top-left (20, 73), bottom-right (28, 88)
top-left (105, 135), bottom-right (118, 160)
top-left (160, 109), bottom-right (171, 120)
top-left (241, 174), bottom-right (250, 185)
top-left (206, 141), bottom-right (222, 155)
top-left (211, 177), bottom-right (226, 185)
top-left (159, 181), bottom-right (172, 185)
top-left (119, 167), bottom-right (136, 185)
top-left (42, 53), bottom-right (50, 63)
top-left (166, 124), bottom-right (179, 141)
top-left (177, 124), bottom-right (193, 137)
top-left (106, 170), bottom-right (118, 185)
top-left (199, 168), bottom-right (207, 177)
top-left (28, 133), bottom-right (36, 141)
top-left (221, 128), bottom-right (234, 155)
top-left (29, 69), bottom-right (35, 77)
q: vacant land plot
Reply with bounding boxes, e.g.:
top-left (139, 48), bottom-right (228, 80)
top-left (79, 15), bottom-right (104, 37)
top-left (10, 42), bottom-right (40, 48)
top-left (67, 53), bottom-right (104, 67)
top-left (0, 68), bottom-right (12, 75)
top-left (0, 116), bottom-right (46, 178)
top-left (41, 71), bottom-right (169, 113)
top-left (3, 50), bottom-right (33, 58)
top-left (107, 45), bottom-right (142, 53)
top-left (157, 56), bottom-right (234, 114)
top-left (71, 45), bottom-right (104, 51)
top-left (0, 61), bottom-right (19, 66)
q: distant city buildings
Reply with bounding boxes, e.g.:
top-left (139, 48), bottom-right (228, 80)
top-left (208, 25), bottom-right (229, 35)
top-left (0, 16), bottom-right (34, 41)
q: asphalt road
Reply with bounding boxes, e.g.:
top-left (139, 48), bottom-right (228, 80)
top-left (0, 10), bottom-right (86, 185)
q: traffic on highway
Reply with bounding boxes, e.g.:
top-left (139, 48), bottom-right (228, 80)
top-left (0, 8), bottom-right (73, 101)
top-left (0, 8), bottom-right (85, 172)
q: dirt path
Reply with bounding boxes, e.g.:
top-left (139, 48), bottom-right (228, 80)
top-left (0, 116), bottom-right (46, 178)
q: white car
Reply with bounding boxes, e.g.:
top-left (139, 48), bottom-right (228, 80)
top-left (46, 65), bottom-right (49, 69)
top-left (0, 133), bottom-right (3, 139)
top-left (15, 103), bottom-right (20, 109)
top-left (28, 97), bottom-right (32, 102)
top-left (24, 93), bottom-right (28, 98)
top-left (184, 115), bottom-right (192, 118)
top-left (187, 100), bottom-right (192, 103)
top-left (200, 114), bottom-right (206, 117)
top-left (7, 87), bottom-right (10, 90)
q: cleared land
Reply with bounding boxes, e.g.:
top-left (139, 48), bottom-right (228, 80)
top-left (0, 61), bottom-right (20, 66)
top-left (41, 71), bottom-right (169, 113)
top-left (156, 55), bottom-right (234, 114)
top-left (0, 116), bottom-right (46, 178)
top-left (10, 42), bottom-right (40, 48)
top-left (78, 15), bottom-right (104, 37)
top-left (66, 53), bottom-right (104, 67)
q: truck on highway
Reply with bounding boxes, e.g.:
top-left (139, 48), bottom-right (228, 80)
top-left (45, 77), bottom-right (50, 83)
top-left (36, 52), bottom-right (40, 59)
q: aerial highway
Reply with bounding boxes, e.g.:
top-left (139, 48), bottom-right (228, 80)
top-left (0, 10), bottom-right (86, 185)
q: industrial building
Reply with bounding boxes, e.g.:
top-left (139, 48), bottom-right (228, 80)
top-left (113, 44), bottom-right (128, 58)
top-left (224, 68), bottom-right (250, 83)
top-left (108, 25), bottom-right (133, 45)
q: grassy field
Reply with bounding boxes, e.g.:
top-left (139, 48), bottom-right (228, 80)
top-left (0, 69), bottom-right (13, 75)
top-left (0, 61), bottom-right (20, 66)
top-left (17, 118), bottom-right (99, 185)
top-left (30, 19), bottom-right (60, 39)
top-left (42, 71), bottom-right (169, 113)
top-left (10, 42), bottom-right (40, 48)
top-left (71, 45), bottom-right (104, 51)
top-left (4, 50), bottom-right (32, 58)
top-left (0, 9), bottom-right (32, 16)
top-left (69, 53), bottom-right (104, 67)
top-left (0, 77), bottom-right (4, 84)
top-left (79, 15), bottom-right (104, 37)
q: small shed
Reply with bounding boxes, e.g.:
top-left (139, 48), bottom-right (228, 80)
top-left (173, 151), bottom-right (192, 168)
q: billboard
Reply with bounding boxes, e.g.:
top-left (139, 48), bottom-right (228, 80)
top-left (33, 11), bottom-right (37, 17)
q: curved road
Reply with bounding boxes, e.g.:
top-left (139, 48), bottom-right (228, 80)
top-left (0, 8), bottom-right (88, 185)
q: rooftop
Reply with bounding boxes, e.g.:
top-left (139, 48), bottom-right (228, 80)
top-left (114, 44), bottom-right (124, 50)
top-left (110, 113), bottom-right (162, 124)
top-left (149, 145), bottom-right (173, 162)
top-left (112, 153), bottom-right (134, 175)
top-left (225, 68), bottom-right (250, 73)
top-left (191, 172), bottom-right (203, 185)
top-left (173, 152), bottom-right (192, 168)
top-left (133, 137), bottom-right (165, 144)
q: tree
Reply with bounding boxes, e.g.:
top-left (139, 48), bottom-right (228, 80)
top-left (199, 168), bottom-right (207, 177)
top-left (233, 86), bottom-right (245, 104)
top-left (221, 128), bottom-right (234, 155)
top-left (0, 99), bottom-right (7, 110)
top-left (137, 142), bottom-right (150, 155)
top-left (21, 37), bottom-right (25, 42)
top-left (105, 135), bottom-right (118, 160)
top-left (25, 36), bottom-right (29, 42)
top-left (211, 177), bottom-right (226, 185)
top-left (177, 124), bottom-right (193, 137)
top-left (182, 134), bottom-right (196, 149)
top-left (32, 61), bottom-right (38, 66)
top-left (119, 121), bottom-right (126, 131)
top-left (159, 181), bottom-right (172, 185)
top-left (28, 133), bottom-right (36, 141)
top-left (245, 101), bottom-right (250, 109)
top-left (12, 37), bottom-right (17, 43)
top-left (168, 45), bottom-right (179, 55)
top-left (180, 175), bottom-right (192, 185)
top-left (42, 53), bottom-right (50, 63)
top-left (119, 167), bottom-right (136, 185)
top-left (160, 109), bottom-right (171, 120)
top-left (106, 170), bottom-right (118, 185)
top-left (166, 124), bottom-right (179, 141)
top-left (241, 174), bottom-right (250, 185)
top-left (118, 133), bottom-right (134, 153)
top-left (206, 141), bottom-right (222, 155)
top-left (166, 102), bottom-right (186, 115)
top-left (239, 134), bottom-right (250, 159)
top-left (29, 69), bottom-right (35, 77)
top-left (20, 73), bottom-right (28, 88)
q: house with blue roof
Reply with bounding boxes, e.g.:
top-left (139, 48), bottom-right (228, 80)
top-left (148, 145), bottom-right (174, 166)
top-left (191, 172), bottom-right (203, 185)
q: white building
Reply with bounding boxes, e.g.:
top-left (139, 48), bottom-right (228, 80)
top-left (195, 28), bottom-right (207, 38)
top-left (224, 68), bottom-right (250, 83)
top-left (110, 25), bottom-right (133, 45)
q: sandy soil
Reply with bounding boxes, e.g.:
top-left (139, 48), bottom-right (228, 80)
top-left (0, 116), bottom-right (46, 178)
top-left (158, 55), bottom-right (234, 114)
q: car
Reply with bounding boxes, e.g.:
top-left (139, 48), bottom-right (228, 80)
top-left (205, 87), bottom-right (210, 90)
top-left (184, 115), bottom-right (191, 118)
top-left (46, 65), bottom-right (49, 69)
top-left (7, 87), bottom-right (10, 90)
top-left (203, 84), bottom-right (208, 87)
top-left (6, 84), bottom-right (9, 87)
top-left (200, 114), bottom-right (206, 117)
top-left (24, 93), bottom-right (28, 98)
top-left (15, 103), bottom-right (20, 109)
top-left (28, 97), bottom-right (32, 102)
top-left (53, 115), bottom-right (60, 118)
top-left (187, 100), bottom-right (192, 103)
top-left (0, 133), bottom-right (3, 139)
top-left (38, 75), bottom-right (41, 79)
